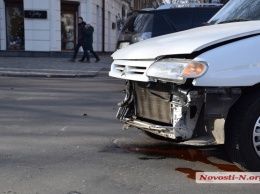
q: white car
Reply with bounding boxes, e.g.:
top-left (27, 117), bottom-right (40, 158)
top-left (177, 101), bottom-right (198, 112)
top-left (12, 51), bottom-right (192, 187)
top-left (109, 0), bottom-right (260, 171)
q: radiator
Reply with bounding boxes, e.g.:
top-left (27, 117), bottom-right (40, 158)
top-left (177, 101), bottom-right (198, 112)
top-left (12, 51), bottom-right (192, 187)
top-left (133, 82), bottom-right (172, 124)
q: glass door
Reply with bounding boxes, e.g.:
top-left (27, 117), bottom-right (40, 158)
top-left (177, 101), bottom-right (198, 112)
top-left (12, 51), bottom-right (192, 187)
top-left (61, 11), bottom-right (76, 50)
top-left (5, 2), bottom-right (24, 50)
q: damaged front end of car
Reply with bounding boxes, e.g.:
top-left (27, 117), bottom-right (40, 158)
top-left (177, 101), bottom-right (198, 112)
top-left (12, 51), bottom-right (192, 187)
top-left (112, 58), bottom-right (241, 145)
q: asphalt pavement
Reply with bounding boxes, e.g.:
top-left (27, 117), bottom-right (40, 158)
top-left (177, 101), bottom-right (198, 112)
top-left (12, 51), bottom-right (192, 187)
top-left (0, 53), bottom-right (113, 78)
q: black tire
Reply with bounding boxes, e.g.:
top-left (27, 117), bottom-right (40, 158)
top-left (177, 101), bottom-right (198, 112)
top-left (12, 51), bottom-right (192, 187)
top-left (225, 89), bottom-right (260, 171)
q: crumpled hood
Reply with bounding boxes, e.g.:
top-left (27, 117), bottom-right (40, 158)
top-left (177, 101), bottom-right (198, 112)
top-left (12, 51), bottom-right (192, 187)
top-left (112, 21), bottom-right (260, 60)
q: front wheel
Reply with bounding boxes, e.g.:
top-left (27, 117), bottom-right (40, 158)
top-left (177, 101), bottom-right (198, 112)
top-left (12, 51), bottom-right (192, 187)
top-left (225, 90), bottom-right (260, 171)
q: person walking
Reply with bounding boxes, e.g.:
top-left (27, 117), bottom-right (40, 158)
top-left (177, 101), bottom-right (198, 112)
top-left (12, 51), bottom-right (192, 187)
top-left (79, 22), bottom-right (100, 63)
top-left (69, 17), bottom-right (88, 62)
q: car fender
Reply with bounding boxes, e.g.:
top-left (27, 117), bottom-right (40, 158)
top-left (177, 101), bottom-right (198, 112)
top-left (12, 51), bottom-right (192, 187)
top-left (193, 35), bottom-right (260, 87)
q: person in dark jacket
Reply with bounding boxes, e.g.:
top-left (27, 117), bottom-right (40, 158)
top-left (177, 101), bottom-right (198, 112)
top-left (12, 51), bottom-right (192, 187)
top-left (69, 17), bottom-right (88, 62)
top-left (79, 22), bottom-right (100, 63)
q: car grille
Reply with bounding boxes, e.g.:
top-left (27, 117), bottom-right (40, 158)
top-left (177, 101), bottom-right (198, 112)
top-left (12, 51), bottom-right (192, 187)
top-left (133, 82), bottom-right (172, 124)
top-left (109, 60), bottom-right (154, 82)
top-left (114, 64), bottom-right (146, 75)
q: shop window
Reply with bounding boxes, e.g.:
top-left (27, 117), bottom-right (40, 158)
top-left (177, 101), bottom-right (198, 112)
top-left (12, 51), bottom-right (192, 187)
top-left (61, 2), bottom-right (78, 50)
top-left (5, 1), bottom-right (24, 50)
top-left (61, 12), bottom-right (76, 50)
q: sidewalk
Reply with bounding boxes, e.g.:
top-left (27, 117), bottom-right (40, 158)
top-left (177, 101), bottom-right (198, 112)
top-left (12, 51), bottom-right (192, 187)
top-left (0, 54), bottom-right (113, 78)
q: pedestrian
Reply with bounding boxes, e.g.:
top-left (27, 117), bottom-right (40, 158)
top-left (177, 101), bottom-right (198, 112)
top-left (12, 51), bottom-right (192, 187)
top-left (79, 22), bottom-right (100, 63)
top-left (69, 17), bottom-right (88, 62)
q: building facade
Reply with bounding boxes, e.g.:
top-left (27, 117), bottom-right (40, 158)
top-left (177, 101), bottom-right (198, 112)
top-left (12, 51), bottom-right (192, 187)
top-left (0, 0), bottom-right (132, 55)
top-left (133, 0), bottom-right (227, 10)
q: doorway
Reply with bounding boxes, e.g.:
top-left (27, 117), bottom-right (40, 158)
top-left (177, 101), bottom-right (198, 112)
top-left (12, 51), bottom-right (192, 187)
top-left (5, 0), bottom-right (24, 50)
top-left (61, 11), bottom-right (76, 50)
top-left (61, 2), bottom-right (78, 50)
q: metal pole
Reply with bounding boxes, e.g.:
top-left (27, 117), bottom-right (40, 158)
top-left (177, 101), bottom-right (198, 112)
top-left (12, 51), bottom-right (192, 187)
top-left (102, 0), bottom-right (105, 53)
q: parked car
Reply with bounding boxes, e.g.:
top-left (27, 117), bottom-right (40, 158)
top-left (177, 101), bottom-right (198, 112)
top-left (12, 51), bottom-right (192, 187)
top-left (117, 3), bottom-right (222, 49)
top-left (109, 0), bottom-right (260, 171)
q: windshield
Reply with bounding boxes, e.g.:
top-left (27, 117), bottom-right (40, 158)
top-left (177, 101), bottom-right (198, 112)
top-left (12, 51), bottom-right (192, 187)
top-left (134, 13), bottom-right (154, 34)
top-left (121, 12), bottom-right (139, 33)
top-left (121, 12), bottom-right (154, 34)
top-left (208, 0), bottom-right (260, 24)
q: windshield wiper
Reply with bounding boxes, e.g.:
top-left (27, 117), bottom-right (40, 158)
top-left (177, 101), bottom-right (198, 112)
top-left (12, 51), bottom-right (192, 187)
top-left (218, 19), bottom-right (249, 24)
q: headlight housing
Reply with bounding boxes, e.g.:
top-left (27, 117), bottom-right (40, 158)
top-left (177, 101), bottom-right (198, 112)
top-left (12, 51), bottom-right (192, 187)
top-left (146, 58), bottom-right (208, 84)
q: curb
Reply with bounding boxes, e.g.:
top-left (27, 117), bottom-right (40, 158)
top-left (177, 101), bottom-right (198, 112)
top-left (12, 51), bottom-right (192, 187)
top-left (0, 69), bottom-right (99, 78)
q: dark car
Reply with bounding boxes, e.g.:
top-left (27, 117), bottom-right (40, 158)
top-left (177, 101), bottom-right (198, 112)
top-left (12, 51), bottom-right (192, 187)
top-left (117, 3), bottom-right (222, 49)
